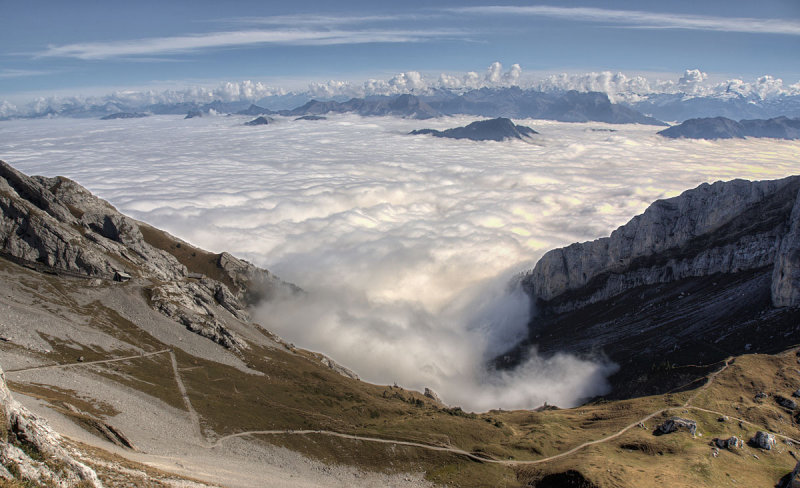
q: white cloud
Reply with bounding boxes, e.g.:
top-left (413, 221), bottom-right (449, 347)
top-left (2, 115), bottom-right (798, 410)
top-left (37, 28), bottom-right (465, 60)
top-left (451, 5), bottom-right (800, 36)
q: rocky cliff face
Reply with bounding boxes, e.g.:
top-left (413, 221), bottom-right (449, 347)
top-left (522, 176), bottom-right (800, 313)
top-left (0, 160), bottom-right (294, 351)
top-left (504, 175), bottom-right (800, 398)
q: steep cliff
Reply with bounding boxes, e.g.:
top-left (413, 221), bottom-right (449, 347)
top-left (522, 176), bottom-right (800, 313)
top-left (506, 176), bottom-right (800, 398)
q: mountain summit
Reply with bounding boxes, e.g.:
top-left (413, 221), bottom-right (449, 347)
top-left (410, 117), bottom-right (538, 141)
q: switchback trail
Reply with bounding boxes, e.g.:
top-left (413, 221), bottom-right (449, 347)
top-left (4, 349), bottom-right (171, 374)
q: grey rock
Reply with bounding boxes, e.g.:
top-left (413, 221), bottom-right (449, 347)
top-left (312, 353), bottom-right (360, 380)
top-left (776, 395), bottom-right (798, 410)
top-left (713, 436), bottom-right (743, 449)
top-left (656, 417), bottom-right (697, 436)
top-left (0, 366), bottom-right (102, 487)
top-left (424, 388), bottom-right (443, 404)
top-left (149, 281), bottom-right (247, 351)
top-left (751, 431), bottom-right (777, 450)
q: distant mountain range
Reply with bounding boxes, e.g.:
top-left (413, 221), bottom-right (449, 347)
top-left (410, 117), bottom-right (538, 141)
top-left (6, 85), bottom-right (800, 125)
top-left (658, 116), bottom-right (800, 140)
top-left (1, 89), bottom-right (667, 125)
top-left (275, 89), bottom-right (665, 124)
top-left (627, 94), bottom-right (800, 123)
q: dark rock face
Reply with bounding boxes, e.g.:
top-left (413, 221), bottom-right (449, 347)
top-left (184, 110), bottom-right (203, 119)
top-left (100, 112), bottom-right (148, 120)
top-left (658, 116), bottom-right (800, 140)
top-left (244, 116), bottom-right (273, 126)
top-left (295, 115), bottom-right (327, 121)
top-left (410, 117), bottom-right (538, 141)
top-left (498, 176), bottom-right (800, 398)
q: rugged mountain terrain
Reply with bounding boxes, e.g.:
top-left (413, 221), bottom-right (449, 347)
top-left (2, 161), bottom-right (800, 487)
top-left (658, 116), bottom-right (800, 140)
top-left (409, 118), bottom-right (538, 141)
top-left (498, 176), bottom-right (800, 399)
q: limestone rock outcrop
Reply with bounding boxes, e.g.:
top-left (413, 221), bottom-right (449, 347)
top-left (0, 366), bottom-right (102, 487)
top-left (0, 160), bottom-right (293, 351)
top-left (656, 417), bottom-right (697, 436)
top-left (751, 431), bottom-right (777, 450)
top-left (522, 176), bottom-right (800, 313)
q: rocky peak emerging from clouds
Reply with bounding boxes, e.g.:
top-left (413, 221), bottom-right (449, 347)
top-left (409, 117), bottom-right (538, 141)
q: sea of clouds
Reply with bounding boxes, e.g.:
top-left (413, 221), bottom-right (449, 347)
top-left (1, 114), bottom-right (798, 411)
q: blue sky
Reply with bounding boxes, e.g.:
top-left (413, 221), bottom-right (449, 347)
top-left (1, 0), bottom-right (799, 100)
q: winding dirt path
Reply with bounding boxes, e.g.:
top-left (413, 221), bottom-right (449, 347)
top-left (4, 349), bottom-right (171, 374)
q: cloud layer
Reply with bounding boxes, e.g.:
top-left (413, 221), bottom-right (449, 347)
top-left (1, 115), bottom-right (798, 410)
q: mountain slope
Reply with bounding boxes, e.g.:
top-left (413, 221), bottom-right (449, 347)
top-left (2, 161), bottom-right (800, 487)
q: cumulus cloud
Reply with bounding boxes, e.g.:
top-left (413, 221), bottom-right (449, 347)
top-left (1, 115), bottom-right (798, 409)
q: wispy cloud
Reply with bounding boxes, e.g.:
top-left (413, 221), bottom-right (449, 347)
top-left (224, 13), bottom-right (432, 27)
top-left (0, 69), bottom-right (54, 79)
top-left (451, 6), bottom-right (800, 36)
top-left (36, 28), bottom-right (464, 60)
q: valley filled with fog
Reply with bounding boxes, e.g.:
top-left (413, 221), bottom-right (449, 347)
top-left (1, 114), bottom-right (798, 411)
